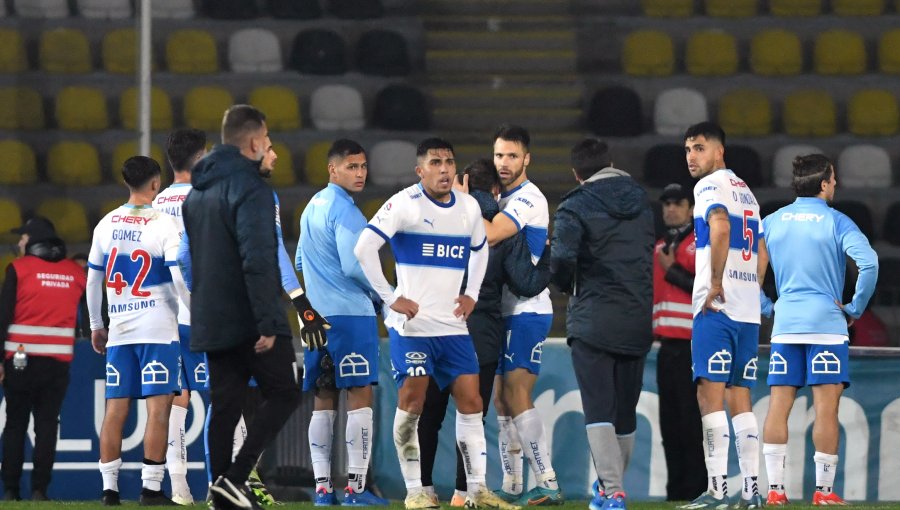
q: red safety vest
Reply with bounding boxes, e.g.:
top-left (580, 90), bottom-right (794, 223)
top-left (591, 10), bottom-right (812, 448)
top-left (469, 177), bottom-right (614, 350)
top-left (652, 231), bottom-right (696, 340)
top-left (5, 255), bottom-right (86, 362)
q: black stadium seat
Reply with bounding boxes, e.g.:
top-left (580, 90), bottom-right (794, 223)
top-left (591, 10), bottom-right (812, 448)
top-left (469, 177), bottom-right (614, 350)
top-left (587, 86), bottom-right (643, 136)
top-left (833, 200), bottom-right (875, 241)
top-left (883, 202), bottom-right (900, 246)
top-left (202, 0), bottom-right (258, 19)
top-left (288, 29), bottom-right (347, 75)
top-left (373, 84), bottom-right (429, 131)
top-left (268, 0), bottom-right (321, 19)
top-left (760, 199), bottom-right (790, 220)
top-left (356, 30), bottom-right (410, 76)
top-left (328, 0), bottom-right (383, 19)
top-left (727, 145), bottom-right (763, 187)
top-left (643, 144), bottom-right (692, 188)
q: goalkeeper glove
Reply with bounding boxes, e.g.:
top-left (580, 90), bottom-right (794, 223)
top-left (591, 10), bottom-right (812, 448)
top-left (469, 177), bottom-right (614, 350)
top-left (290, 289), bottom-right (330, 351)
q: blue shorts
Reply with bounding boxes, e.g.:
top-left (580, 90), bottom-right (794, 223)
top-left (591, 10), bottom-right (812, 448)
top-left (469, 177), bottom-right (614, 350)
top-left (178, 324), bottom-right (208, 392)
top-left (691, 311), bottom-right (759, 388)
top-left (768, 342), bottom-right (850, 388)
top-left (105, 342), bottom-right (182, 399)
top-left (388, 329), bottom-right (479, 390)
top-left (498, 313), bottom-right (552, 376)
top-left (302, 315), bottom-right (381, 392)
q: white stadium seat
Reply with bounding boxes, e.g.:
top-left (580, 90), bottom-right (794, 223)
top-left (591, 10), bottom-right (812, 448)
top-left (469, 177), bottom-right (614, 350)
top-left (772, 144), bottom-right (824, 188)
top-left (367, 140), bottom-right (418, 187)
top-left (310, 84), bottom-right (365, 130)
top-left (654, 87), bottom-right (708, 136)
top-left (77, 0), bottom-right (132, 18)
top-left (15, 0), bottom-right (68, 18)
top-left (837, 145), bottom-right (892, 188)
top-left (150, 0), bottom-right (195, 19)
top-left (228, 28), bottom-right (282, 73)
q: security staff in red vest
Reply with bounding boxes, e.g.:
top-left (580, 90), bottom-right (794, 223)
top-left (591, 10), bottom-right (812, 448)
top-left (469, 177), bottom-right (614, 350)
top-left (0, 217), bottom-right (86, 501)
top-left (652, 183), bottom-right (706, 501)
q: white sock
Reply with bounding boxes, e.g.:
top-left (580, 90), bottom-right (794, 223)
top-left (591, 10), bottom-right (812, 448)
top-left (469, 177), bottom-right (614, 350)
top-left (309, 410), bottom-right (336, 492)
top-left (732, 412), bottom-right (760, 499)
top-left (167, 404), bottom-right (190, 495)
top-left (99, 458), bottom-right (123, 492)
top-left (763, 443), bottom-right (787, 492)
top-left (456, 411), bottom-right (487, 495)
top-left (814, 451), bottom-right (838, 494)
top-left (394, 408), bottom-right (422, 490)
top-left (513, 408), bottom-right (558, 490)
top-left (702, 411), bottom-right (730, 498)
top-left (142, 462), bottom-right (166, 491)
top-left (232, 415), bottom-right (247, 462)
top-left (497, 415), bottom-right (523, 495)
top-left (346, 407), bottom-right (373, 493)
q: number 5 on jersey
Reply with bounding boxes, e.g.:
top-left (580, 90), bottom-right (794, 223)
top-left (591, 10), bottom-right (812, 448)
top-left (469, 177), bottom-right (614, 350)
top-left (105, 246), bottom-right (152, 297)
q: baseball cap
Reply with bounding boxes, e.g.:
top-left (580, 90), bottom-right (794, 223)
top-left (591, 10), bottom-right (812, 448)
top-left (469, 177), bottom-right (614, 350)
top-left (659, 183), bottom-right (694, 205)
top-left (11, 216), bottom-right (57, 243)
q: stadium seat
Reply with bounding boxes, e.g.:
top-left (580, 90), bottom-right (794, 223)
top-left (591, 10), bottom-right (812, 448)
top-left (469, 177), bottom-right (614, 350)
top-left (56, 87), bottom-right (109, 131)
top-left (360, 197), bottom-right (385, 221)
top-left (303, 141), bottom-right (332, 185)
top-left (111, 141), bottom-right (164, 183)
top-left (229, 29), bottom-right (282, 73)
top-left (268, 0), bottom-right (321, 18)
top-left (588, 86), bottom-right (643, 136)
top-left (151, 0), bottom-right (194, 18)
top-left (249, 86), bottom-right (300, 130)
top-left (686, 30), bottom-right (738, 76)
top-left (0, 200), bottom-right (22, 244)
top-left (833, 201), bottom-right (875, 240)
top-left (36, 199), bottom-right (90, 243)
top-left (367, 140), bottom-right (418, 187)
top-left (373, 85), bottom-right (430, 131)
top-left (288, 29), bottom-right (347, 75)
top-left (103, 29), bottom-right (144, 74)
top-left (47, 141), bottom-right (102, 185)
top-left (833, 0), bottom-right (884, 15)
top-left (356, 30), bottom-right (411, 76)
top-left (100, 198), bottom-right (124, 216)
top-left (783, 89), bottom-right (837, 137)
top-left (119, 86), bottom-right (173, 131)
top-left (621, 30), bottom-right (674, 76)
top-left (0, 87), bottom-right (44, 130)
top-left (705, 0), bottom-right (757, 17)
top-left (769, 0), bottom-right (822, 16)
top-left (883, 202), bottom-right (900, 246)
top-left (0, 253), bottom-right (16, 280)
top-left (0, 29), bottom-right (27, 73)
top-left (184, 86), bottom-right (234, 131)
top-left (202, 0), bottom-right (258, 19)
top-left (643, 144), bottom-right (691, 188)
top-left (874, 257), bottom-right (900, 306)
top-left (760, 199), bottom-right (791, 220)
top-left (772, 144), bottom-right (824, 187)
top-left (878, 29), bottom-right (900, 74)
top-left (0, 140), bottom-right (37, 185)
top-left (39, 29), bottom-right (91, 73)
top-left (653, 88), bottom-right (707, 136)
top-left (310, 84), bottom-right (365, 130)
top-left (166, 30), bottom-right (218, 74)
top-left (640, 0), bottom-right (693, 17)
top-left (836, 145), bottom-right (892, 188)
top-left (14, 0), bottom-right (69, 18)
top-left (814, 30), bottom-right (866, 75)
top-left (327, 0), bottom-right (383, 19)
top-left (0, 2), bottom-right (6, 16)
top-left (750, 29), bottom-right (802, 75)
top-left (269, 142), bottom-right (296, 187)
top-left (717, 89), bottom-right (772, 136)
top-left (726, 145), bottom-right (763, 187)
top-left (77, 0), bottom-right (132, 18)
top-left (848, 89), bottom-right (899, 136)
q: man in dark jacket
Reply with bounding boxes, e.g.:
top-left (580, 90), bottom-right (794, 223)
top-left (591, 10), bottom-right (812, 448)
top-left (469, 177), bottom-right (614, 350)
top-left (550, 139), bottom-right (654, 510)
top-left (182, 105), bottom-right (305, 510)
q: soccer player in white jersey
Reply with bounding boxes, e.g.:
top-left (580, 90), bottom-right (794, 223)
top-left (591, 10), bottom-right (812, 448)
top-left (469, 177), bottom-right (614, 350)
top-left (354, 138), bottom-right (517, 510)
top-left (679, 123), bottom-right (767, 510)
top-left (154, 128), bottom-right (207, 505)
top-left (87, 156), bottom-right (190, 506)
top-left (759, 154), bottom-right (877, 506)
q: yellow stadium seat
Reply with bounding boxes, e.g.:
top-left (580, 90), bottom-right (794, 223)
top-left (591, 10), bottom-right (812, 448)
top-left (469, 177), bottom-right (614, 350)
top-left (56, 86), bottom-right (109, 131)
top-left (686, 30), bottom-right (738, 76)
top-left (110, 141), bottom-right (164, 183)
top-left (0, 253), bottom-right (17, 281)
top-left (303, 141), bottom-right (331, 185)
top-left (769, 0), bottom-right (822, 15)
top-left (0, 87), bottom-right (45, 130)
top-left (848, 89), bottom-right (899, 136)
top-left (640, 0), bottom-right (693, 17)
top-left (878, 29), bottom-right (900, 74)
top-left (717, 89), bottom-right (772, 136)
top-left (119, 86), bottom-right (173, 131)
top-left (814, 30), bottom-right (866, 75)
top-left (36, 199), bottom-right (90, 244)
top-left (184, 86), bottom-right (233, 131)
top-left (100, 198), bottom-right (125, 217)
top-left (166, 29), bottom-right (218, 74)
top-left (39, 28), bottom-right (91, 73)
top-left (705, 0), bottom-right (756, 17)
top-left (833, 0), bottom-right (884, 15)
top-left (47, 141), bottom-right (102, 185)
top-left (292, 203), bottom-right (304, 238)
top-left (750, 29), bottom-right (802, 76)
top-left (360, 198), bottom-right (385, 221)
top-left (622, 30), bottom-right (674, 76)
top-left (269, 142), bottom-right (296, 187)
top-left (0, 29), bottom-right (27, 72)
top-left (0, 141), bottom-right (37, 184)
top-left (783, 90), bottom-right (837, 136)
top-left (102, 28), bottom-right (145, 74)
top-left (0, 200), bottom-right (23, 244)
top-left (249, 86), bottom-right (300, 131)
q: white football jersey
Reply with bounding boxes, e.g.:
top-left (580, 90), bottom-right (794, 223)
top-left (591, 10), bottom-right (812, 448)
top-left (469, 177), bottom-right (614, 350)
top-left (87, 204), bottom-right (182, 346)
top-left (152, 183), bottom-right (191, 325)
top-left (498, 180), bottom-right (552, 316)
top-left (692, 169), bottom-right (762, 324)
top-left (367, 184), bottom-right (487, 336)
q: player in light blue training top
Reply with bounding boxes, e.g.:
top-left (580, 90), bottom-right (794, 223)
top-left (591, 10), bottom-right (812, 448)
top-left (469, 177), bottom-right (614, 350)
top-left (759, 154), bottom-right (878, 507)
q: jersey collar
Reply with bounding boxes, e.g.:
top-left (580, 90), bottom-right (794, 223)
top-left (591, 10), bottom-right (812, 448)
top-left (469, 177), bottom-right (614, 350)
top-left (500, 179), bottom-right (529, 198)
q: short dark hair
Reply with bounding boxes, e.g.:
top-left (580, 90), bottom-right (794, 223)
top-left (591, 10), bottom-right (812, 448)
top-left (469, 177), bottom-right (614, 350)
top-left (571, 138), bottom-right (612, 181)
top-left (221, 104), bottom-right (266, 145)
top-left (122, 156), bottom-right (161, 189)
top-left (494, 124), bottom-right (530, 151)
top-left (327, 139), bottom-right (366, 162)
top-left (463, 158), bottom-right (499, 193)
top-left (166, 128), bottom-right (206, 173)
top-left (416, 137), bottom-right (454, 158)
top-left (683, 121), bottom-right (726, 146)
top-left (791, 154), bottom-right (833, 197)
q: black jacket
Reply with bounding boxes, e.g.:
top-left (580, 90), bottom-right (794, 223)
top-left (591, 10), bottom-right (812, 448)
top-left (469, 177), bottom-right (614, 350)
top-left (182, 144), bottom-right (291, 352)
top-left (550, 168), bottom-right (655, 356)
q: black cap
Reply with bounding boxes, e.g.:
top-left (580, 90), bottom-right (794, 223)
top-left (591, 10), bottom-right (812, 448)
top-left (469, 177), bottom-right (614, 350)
top-left (659, 183), bottom-right (694, 205)
top-left (11, 216), bottom-right (57, 243)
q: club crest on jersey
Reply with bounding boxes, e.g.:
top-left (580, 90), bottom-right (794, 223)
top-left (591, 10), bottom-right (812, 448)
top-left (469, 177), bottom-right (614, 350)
top-left (339, 353), bottom-right (370, 377)
top-left (811, 351), bottom-right (841, 374)
top-left (106, 363), bottom-right (121, 387)
top-left (141, 360), bottom-right (170, 384)
top-left (708, 349), bottom-right (732, 374)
